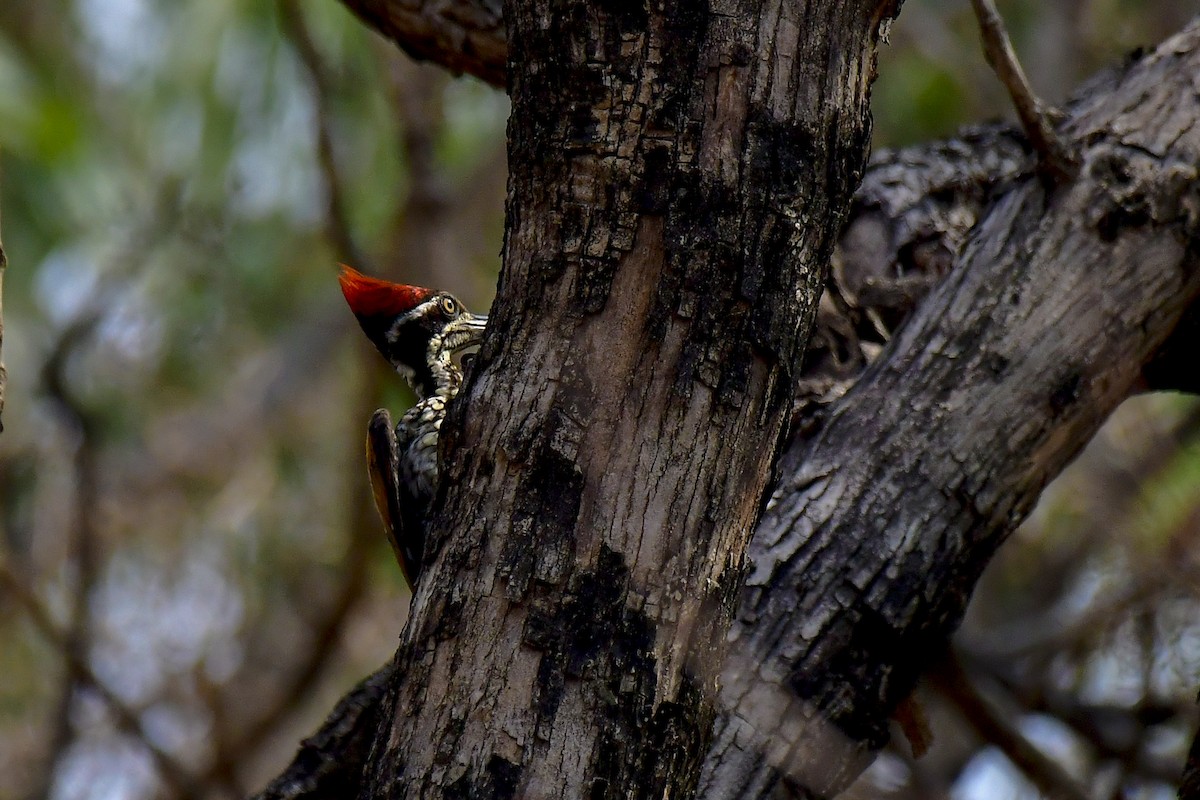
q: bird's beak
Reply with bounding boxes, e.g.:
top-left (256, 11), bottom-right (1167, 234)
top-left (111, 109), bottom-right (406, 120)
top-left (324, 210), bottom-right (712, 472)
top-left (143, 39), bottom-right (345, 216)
top-left (446, 313), bottom-right (487, 372)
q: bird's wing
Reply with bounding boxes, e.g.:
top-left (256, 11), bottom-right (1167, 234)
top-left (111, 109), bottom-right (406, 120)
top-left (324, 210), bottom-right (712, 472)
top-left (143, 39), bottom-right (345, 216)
top-left (365, 408), bottom-right (421, 589)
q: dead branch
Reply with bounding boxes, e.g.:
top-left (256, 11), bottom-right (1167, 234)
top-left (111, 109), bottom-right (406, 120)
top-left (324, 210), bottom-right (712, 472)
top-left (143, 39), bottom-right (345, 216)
top-left (338, 0), bottom-right (505, 88)
top-left (969, 0), bottom-right (1077, 183)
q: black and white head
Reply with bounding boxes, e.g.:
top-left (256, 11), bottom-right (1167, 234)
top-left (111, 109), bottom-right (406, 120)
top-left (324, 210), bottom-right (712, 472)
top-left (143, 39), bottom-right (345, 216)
top-left (339, 265), bottom-right (486, 398)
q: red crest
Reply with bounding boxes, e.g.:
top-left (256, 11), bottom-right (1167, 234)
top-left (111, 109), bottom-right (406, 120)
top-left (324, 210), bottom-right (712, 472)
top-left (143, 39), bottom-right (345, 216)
top-left (338, 264), bottom-right (433, 318)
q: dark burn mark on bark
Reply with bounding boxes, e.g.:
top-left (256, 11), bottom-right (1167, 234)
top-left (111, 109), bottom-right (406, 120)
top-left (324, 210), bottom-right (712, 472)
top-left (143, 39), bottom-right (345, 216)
top-left (1049, 371), bottom-right (1082, 415)
top-left (443, 755), bottom-right (523, 800)
top-left (983, 351), bottom-right (1010, 378)
top-left (717, 340), bottom-right (753, 407)
top-left (607, 0), bottom-right (648, 33)
top-left (787, 602), bottom-right (898, 749)
top-left (787, 586), bottom-right (954, 753)
top-left (533, 546), bottom-right (718, 800)
top-left (745, 111), bottom-right (818, 205)
top-left (593, 676), bottom-right (712, 800)
top-left (654, 0), bottom-right (709, 132)
top-left (575, 256), bottom-right (621, 315)
top-left (1096, 204), bottom-right (1151, 242)
top-left (636, 145), bottom-right (674, 214)
top-left (522, 547), bottom-right (671, 749)
top-left (429, 593), bottom-right (467, 642)
top-left (502, 411), bottom-right (585, 599)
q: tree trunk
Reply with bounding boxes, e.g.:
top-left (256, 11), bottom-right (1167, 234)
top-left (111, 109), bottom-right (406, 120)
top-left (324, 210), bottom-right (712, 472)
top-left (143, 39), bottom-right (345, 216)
top-left (358, 1), bottom-right (898, 797)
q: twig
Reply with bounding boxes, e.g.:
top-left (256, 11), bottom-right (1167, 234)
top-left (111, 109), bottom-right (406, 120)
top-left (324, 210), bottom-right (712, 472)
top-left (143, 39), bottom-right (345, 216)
top-left (199, 488), bottom-right (375, 790)
top-left (929, 650), bottom-right (1092, 800)
top-left (969, 0), bottom-right (1077, 184)
top-left (964, 649), bottom-right (1188, 787)
top-left (38, 312), bottom-right (105, 794)
top-left (0, 561), bottom-right (204, 800)
top-left (278, 0), bottom-right (370, 269)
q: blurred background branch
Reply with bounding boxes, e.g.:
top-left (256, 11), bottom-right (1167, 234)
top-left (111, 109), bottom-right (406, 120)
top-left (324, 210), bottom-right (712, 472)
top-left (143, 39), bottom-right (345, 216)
top-left (35, 309), bottom-right (103, 800)
top-left (0, 561), bottom-right (203, 800)
top-left (278, 0), bottom-right (370, 270)
top-left (337, 0), bottom-right (506, 88)
top-left (0, 165), bottom-right (6, 435)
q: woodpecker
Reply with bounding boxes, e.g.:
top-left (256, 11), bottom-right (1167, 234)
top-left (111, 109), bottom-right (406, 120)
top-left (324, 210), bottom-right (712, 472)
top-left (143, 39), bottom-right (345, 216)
top-left (338, 265), bottom-right (486, 587)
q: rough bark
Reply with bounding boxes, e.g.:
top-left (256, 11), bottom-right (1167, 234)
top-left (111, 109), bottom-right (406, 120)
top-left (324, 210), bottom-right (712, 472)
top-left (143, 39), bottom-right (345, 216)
top-left (254, 665), bottom-right (395, 800)
top-left (356, 1), bottom-right (897, 797)
top-left (700, 22), bottom-right (1200, 797)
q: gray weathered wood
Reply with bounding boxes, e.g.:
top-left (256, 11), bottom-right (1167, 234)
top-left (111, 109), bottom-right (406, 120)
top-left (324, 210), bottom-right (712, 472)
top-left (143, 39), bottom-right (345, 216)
top-left (700, 22), bottom-right (1200, 797)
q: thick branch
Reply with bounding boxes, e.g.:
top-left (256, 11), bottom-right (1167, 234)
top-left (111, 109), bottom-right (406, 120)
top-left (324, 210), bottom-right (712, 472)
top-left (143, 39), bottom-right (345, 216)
top-left (337, 0), bottom-right (506, 87)
top-left (701, 21), bottom-right (1200, 798)
top-left (259, 121), bottom-right (1031, 800)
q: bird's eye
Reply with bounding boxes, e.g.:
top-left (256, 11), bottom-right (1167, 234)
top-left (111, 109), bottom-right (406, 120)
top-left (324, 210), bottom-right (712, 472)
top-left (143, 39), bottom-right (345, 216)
top-left (440, 297), bottom-right (458, 316)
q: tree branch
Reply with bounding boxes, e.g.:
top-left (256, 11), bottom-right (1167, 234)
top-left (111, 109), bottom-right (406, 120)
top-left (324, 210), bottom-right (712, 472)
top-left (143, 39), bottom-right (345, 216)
top-left (358, 0), bottom-right (898, 796)
top-left (252, 662), bottom-right (396, 800)
top-left (969, 0), bottom-right (1076, 183)
top-left (38, 312), bottom-right (105, 798)
top-left (929, 651), bottom-right (1091, 800)
top-left (0, 562), bottom-right (204, 800)
top-left (337, 0), bottom-right (506, 88)
top-left (281, 0), bottom-right (370, 268)
top-left (701, 20), bottom-right (1200, 797)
